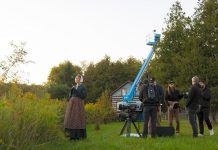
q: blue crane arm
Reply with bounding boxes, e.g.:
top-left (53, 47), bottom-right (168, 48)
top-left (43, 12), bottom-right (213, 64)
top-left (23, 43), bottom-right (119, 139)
top-left (122, 33), bottom-right (161, 102)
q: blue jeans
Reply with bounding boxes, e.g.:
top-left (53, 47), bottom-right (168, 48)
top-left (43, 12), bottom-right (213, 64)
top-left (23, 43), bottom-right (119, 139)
top-left (188, 109), bottom-right (198, 137)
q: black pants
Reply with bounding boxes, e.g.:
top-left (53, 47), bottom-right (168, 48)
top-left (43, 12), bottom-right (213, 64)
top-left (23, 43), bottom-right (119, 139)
top-left (188, 109), bottom-right (198, 137)
top-left (197, 108), bottom-right (213, 135)
top-left (143, 106), bottom-right (158, 138)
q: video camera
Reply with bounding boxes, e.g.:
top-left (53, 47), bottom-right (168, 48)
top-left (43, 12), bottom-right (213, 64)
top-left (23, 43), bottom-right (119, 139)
top-left (117, 101), bottom-right (142, 112)
top-left (118, 103), bottom-right (137, 112)
top-left (117, 101), bottom-right (142, 121)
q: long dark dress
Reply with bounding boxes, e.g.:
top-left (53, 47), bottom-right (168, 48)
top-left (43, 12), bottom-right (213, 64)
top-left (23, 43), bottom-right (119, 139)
top-left (64, 83), bottom-right (87, 140)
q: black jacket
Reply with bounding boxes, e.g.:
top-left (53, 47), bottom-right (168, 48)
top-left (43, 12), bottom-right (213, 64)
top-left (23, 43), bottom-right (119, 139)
top-left (199, 85), bottom-right (211, 108)
top-left (139, 84), bottom-right (160, 106)
top-left (69, 84), bottom-right (87, 99)
top-left (156, 84), bottom-right (165, 104)
top-left (165, 88), bottom-right (183, 104)
top-left (186, 84), bottom-right (201, 110)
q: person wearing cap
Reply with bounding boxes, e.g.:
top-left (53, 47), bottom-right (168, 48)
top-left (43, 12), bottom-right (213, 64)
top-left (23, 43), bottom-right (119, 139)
top-left (186, 76), bottom-right (201, 137)
top-left (197, 79), bottom-right (214, 136)
top-left (64, 74), bottom-right (87, 140)
top-left (147, 79), bottom-right (165, 134)
top-left (165, 80), bottom-right (183, 135)
top-left (139, 76), bottom-right (160, 138)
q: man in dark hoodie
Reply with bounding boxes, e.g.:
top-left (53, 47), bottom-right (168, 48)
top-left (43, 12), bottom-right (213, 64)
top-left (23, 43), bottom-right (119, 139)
top-left (186, 76), bottom-right (201, 137)
top-left (139, 77), bottom-right (160, 138)
top-left (197, 79), bottom-right (214, 136)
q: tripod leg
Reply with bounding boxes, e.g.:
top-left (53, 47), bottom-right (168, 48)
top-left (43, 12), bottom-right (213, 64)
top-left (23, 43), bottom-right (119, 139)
top-left (120, 120), bottom-right (127, 135)
top-left (132, 121), bottom-right (141, 137)
top-left (126, 119), bottom-right (131, 137)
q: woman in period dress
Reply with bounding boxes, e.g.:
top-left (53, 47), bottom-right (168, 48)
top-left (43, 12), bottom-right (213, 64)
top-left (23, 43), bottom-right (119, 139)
top-left (64, 74), bottom-right (87, 140)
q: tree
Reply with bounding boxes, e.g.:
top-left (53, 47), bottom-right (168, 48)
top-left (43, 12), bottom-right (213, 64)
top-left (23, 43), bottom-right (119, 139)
top-left (84, 56), bottom-right (142, 102)
top-left (148, 0), bottom-right (218, 117)
top-left (149, 1), bottom-right (190, 90)
top-left (47, 61), bottom-right (82, 99)
top-left (192, 0), bottom-right (218, 119)
top-left (84, 56), bottom-right (111, 102)
top-left (109, 57), bottom-right (142, 91)
top-left (47, 61), bottom-right (81, 87)
top-left (0, 42), bottom-right (28, 82)
top-left (47, 84), bottom-right (70, 99)
top-left (192, 0), bottom-right (218, 85)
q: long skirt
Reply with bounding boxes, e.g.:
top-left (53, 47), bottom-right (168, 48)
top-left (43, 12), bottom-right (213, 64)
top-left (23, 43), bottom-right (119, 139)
top-left (64, 97), bottom-right (86, 140)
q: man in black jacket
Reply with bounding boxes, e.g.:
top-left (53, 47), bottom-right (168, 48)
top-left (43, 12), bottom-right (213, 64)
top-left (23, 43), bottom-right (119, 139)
top-left (186, 76), bottom-right (201, 137)
top-left (147, 80), bottom-right (164, 133)
top-left (197, 79), bottom-right (214, 136)
top-left (139, 77), bottom-right (160, 138)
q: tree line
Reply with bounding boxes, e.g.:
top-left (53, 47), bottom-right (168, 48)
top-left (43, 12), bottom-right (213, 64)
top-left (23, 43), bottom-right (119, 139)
top-left (47, 56), bottom-right (142, 102)
top-left (0, 0), bottom-right (217, 118)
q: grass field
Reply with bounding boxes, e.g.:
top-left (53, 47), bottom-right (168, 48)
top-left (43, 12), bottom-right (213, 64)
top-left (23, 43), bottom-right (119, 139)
top-left (42, 120), bottom-right (218, 150)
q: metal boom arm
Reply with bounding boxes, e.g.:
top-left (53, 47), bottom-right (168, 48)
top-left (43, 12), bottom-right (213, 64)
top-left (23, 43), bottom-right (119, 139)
top-left (122, 33), bottom-right (160, 102)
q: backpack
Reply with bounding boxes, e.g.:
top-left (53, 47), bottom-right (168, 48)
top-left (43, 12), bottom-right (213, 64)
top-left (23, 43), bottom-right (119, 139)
top-left (148, 84), bottom-right (156, 99)
top-left (144, 83), bottom-right (158, 103)
top-left (140, 83), bottom-right (159, 104)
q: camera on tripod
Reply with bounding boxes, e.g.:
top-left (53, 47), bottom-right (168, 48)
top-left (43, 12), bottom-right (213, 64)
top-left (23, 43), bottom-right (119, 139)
top-left (117, 101), bottom-right (142, 122)
top-left (117, 101), bottom-right (142, 137)
top-left (118, 103), bottom-right (137, 112)
top-left (117, 101), bottom-right (142, 112)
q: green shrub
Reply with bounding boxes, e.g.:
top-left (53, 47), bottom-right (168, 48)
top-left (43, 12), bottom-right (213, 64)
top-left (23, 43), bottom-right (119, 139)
top-left (85, 103), bottom-right (98, 124)
top-left (85, 90), bottom-right (116, 130)
top-left (47, 84), bottom-right (70, 99)
top-left (0, 85), bottom-right (65, 149)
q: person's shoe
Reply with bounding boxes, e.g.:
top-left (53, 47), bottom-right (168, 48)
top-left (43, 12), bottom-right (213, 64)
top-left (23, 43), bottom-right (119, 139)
top-left (175, 132), bottom-right (180, 136)
top-left (209, 129), bottom-right (214, 136)
top-left (198, 133), bottom-right (204, 137)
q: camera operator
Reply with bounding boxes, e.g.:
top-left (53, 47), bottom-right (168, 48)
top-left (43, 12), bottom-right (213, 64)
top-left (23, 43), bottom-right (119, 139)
top-left (186, 76), bottom-right (201, 138)
top-left (197, 79), bottom-right (214, 136)
top-left (165, 80), bottom-right (183, 135)
top-left (139, 77), bottom-right (160, 138)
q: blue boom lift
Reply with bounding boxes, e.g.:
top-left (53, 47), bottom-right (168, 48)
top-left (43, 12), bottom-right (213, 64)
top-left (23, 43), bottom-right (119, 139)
top-left (118, 32), bottom-right (161, 137)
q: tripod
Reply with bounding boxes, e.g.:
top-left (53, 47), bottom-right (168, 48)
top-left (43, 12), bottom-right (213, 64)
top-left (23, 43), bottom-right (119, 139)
top-left (119, 112), bottom-right (141, 137)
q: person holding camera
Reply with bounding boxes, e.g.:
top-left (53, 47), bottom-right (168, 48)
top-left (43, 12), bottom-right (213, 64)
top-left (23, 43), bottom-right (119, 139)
top-left (165, 80), bottom-right (183, 135)
top-left (139, 77), bottom-right (160, 138)
top-left (197, 79), bottom-right (214, 136)
top-left (64, 74), bottom-right (87, 140)
top-left (186, 76), bottom-right (201, 138)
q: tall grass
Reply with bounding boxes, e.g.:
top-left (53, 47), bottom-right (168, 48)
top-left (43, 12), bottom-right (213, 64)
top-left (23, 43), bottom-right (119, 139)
top-left (85, 90), bottom-right (116, 130)
top-left (0, 85), bottom-right (65, 149)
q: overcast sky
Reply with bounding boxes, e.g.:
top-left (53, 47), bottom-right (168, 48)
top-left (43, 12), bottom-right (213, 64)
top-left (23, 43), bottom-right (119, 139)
top-left (0, 0), bottom-right (198, 84)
